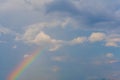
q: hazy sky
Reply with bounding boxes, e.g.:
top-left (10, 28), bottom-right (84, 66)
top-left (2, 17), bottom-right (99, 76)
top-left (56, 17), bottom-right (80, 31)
top-left (1, 0), bottom-right (120, 80)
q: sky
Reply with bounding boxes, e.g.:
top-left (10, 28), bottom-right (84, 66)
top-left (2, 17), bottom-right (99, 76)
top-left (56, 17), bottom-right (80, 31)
top-left (1, 0), bottom-right (120, 80)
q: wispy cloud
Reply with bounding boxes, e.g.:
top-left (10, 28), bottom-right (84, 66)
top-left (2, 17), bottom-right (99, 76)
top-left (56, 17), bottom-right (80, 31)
top-left (52, 66), bottom-right (60, 72)
top-left (0, 26), bottom-right (12, 34)
top-left (106, 53), bottom-right (114, 58)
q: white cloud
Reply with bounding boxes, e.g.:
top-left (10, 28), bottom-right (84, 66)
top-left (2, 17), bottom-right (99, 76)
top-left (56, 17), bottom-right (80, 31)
top-left (24, 54), bottom-right (31, 58)
top-left (88, 32), bottom-right (120, 47)
top-left (105, 42), bottom-right (118, 47)
top-left (18, 28), bottom-right (64, 51)
top-left (33, 31), bottom-right (53, 43)
top-left (89, 32), bottom-right (106, 42)
top-left (49, 45), bottom-right (62, 51)
top-left (29, 31), bottom-right (63, 45)
top-left (70, 37), bottom-right (87, 45)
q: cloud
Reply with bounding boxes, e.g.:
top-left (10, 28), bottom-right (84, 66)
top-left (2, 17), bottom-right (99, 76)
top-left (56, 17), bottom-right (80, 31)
top-left (69, 37), bottom-right (87, 45)
top-left (17, 27), bottom-right (88, 51)
top-left (15, 20), bottom-right (87, 51)
top-left (105, 34), bottom-right (120, 47)
top-left (0, 26), bottom-right (12, 34)
top-left (0, 0), bottom-right (30, 11)
top-left (105, 42), bottom-right (118, 47)
top-left (46, 0), bottom-right (80, 16)
top-left (16, 25), bottom-right (120, 51)
top-left (24, 54), bottom-right (31, 58)
top-left (52, 56), bottom-right (66, 62)
top-left (89, 32), bottom-right (106, 42)
top-left (19, 30), bottom-right (87, 51)
top-left (20, 17), bottom-right (72, 33)
top-left (52, 66), bottom-right (60, 72)
top-left (17, 27), bottom-right (64, 51)
top-left (12, 45), bottom-right (17, 49)
top-left (25, 0), bottom-right (54, 7)
top-left (49, 45), bottom-right (61, 51)
top-left (46, 0), bottom-right (120, 32)
top-left (88, 32), bottom-right (120, 47)
top-left (106, 53), bottom-right (114, 58)
top-left (1, 0), bottom-right (120, 33)
top-left (16, 21), bottom-right (120, 50)
top-left (108, 60), bottom-right (120, 64)
top-left (0, 25), bottom-right (19, 38)
top-left (33, 31), bottom-right (54, 43)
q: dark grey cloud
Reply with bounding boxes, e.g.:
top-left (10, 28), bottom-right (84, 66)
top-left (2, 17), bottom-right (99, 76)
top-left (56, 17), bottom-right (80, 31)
top-left (1, 0), bottom-right (120, 33)
top-left (46, 0), bottom-right (80, 16)
top-left (46, 0), bottom-right (120, 32)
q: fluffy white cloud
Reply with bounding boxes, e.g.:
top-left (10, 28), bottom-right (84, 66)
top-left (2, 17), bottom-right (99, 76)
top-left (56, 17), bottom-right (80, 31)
top-left (22, 31), bottom-right (63, 51)
top-left (88, 32), bottom-right (120, 47)
top-left (33, 31), bottom-right (53, 43)
top-left (89, 32), bottom-right (106, 42)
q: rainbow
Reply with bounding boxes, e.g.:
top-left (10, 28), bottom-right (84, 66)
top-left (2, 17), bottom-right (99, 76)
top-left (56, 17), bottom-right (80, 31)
top-left (7, 48), bottom-right (45, 80)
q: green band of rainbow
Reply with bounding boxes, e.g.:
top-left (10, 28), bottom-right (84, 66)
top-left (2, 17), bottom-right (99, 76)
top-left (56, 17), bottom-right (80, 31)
top-left (7, 48), bottom-right (45, 80)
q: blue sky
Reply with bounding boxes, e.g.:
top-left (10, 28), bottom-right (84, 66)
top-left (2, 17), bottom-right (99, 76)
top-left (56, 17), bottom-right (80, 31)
top-left (1, 0), bottom-right (120, 80)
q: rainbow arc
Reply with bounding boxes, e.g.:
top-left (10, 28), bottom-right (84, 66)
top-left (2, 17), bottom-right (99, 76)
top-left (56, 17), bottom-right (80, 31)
top-left (7, 48), bottom-right (45, 80)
